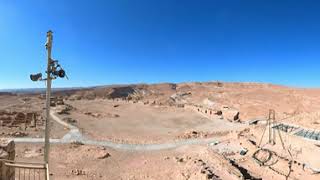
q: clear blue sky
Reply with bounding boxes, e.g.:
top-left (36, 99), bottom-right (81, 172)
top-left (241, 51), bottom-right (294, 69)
top-left (1, 0), bottom-right (320, 89)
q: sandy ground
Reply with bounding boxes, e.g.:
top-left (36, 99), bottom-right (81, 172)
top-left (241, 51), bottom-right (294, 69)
top-left (0, 95), bottom-right (21, 108)
top-left (2, 82), bottom-right (320, 180)
top-left (13, 142), bottom-right (267, 180)
top-left (15, 143), bottom-right (239, 180)
top-left (14, 131), bottom-right (320, 180)
top-left (65, 99), bottom-right (244, 143)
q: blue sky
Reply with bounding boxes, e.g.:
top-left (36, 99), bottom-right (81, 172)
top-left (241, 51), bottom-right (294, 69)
top-left (1, 0), bottom-right (320, 89)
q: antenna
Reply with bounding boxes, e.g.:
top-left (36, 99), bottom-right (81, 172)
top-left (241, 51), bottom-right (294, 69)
top-left (258, 109), bottom-right (278, 147)
top-left (258, 109), bottom-right (291, 158)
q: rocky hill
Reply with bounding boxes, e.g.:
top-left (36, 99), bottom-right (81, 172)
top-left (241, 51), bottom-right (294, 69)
top-left (50, 82), bottom-right (320, 121)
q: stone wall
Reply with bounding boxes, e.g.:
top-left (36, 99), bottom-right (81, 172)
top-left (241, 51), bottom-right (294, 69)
top-left (50, 96), bottom-right (64, 107)
top-left (0, 111), bottom-right (41, 128)
top-left (185, 104), bottom-right (240, 121)
top-left (0, 139), bottom-right (15, 180)
top-left (185, 104), bottom-right (222, 119)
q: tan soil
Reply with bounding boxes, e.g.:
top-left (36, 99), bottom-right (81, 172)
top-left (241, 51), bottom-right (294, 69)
top-left (2, 82), bottom-right (320, 179)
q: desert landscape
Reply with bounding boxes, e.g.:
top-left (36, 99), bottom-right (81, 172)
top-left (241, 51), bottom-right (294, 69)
top-left (1, 82), bottom-right (320, 179)
top-left (3, 1), bottom-right (320, 179)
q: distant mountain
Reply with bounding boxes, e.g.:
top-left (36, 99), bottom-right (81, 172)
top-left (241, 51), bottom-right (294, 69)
top-left (0, 87), bottom-right (85, 94)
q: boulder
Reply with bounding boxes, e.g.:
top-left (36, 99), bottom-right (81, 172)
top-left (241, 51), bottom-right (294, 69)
top-left (97, 152), bottom-right (111, 159)
top-left (0, 149), bottom-right (9, 159)
top-left (0, 140), bottom-right (15, 153)
top-left (215, 110), bottom-right (223, 116)
top-left (223, 109), bottom-right (240, 121)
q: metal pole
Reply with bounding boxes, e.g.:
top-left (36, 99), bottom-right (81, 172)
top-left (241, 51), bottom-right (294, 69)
top-left (44, 30), bottom-right (53, 164)
top-left (272, 112), bottom-right (276, 144)
top-left (268, 110), bottom-right (271, 144)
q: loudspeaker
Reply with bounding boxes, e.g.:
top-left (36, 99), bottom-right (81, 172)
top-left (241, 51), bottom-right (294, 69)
top-left (57, 69), bottom-right (65, 78)
top-left (30, 73), bottom-right (42, 81)
top-left (53, 69), bottom-right (65, 78)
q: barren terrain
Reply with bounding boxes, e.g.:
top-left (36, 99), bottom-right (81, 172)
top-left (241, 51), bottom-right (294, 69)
top-left (65, 99), bottom-right (243, 143)
top-left (1, 82), bottom-right (320, 180)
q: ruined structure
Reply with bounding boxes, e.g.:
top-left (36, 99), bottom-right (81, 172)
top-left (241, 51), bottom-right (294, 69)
top-left (0, 110), bottom-right (42, 128)
top-left (50, 97), bottom-right (64, 107)
top-left (0, 140), bottom-right (15, 180)
top-left (185, 104), bottom-right (240, 121)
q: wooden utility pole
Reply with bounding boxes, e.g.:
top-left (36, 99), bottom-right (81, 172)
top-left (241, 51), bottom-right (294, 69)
top-left (30, 30), bottom-right (67, 179)
top-left (44, 30), bottom-right (53, 163)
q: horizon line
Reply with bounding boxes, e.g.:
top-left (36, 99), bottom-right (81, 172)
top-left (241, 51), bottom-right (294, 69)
top-left (1, 80), bottom-right (320, 92)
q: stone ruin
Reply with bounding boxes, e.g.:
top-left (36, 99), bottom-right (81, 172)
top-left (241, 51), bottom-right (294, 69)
top-left (186, 104), bottom-right (240, 122)
top-left (50, 96), bottom-right (64, 107)
top-left (0, 110), bottom-right (42, 128)
top-left (0, 139), bottom-right (15, 180)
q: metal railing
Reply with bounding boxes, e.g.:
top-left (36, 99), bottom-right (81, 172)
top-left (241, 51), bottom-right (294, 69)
top-left (0, 160), bottom-right (49, 180)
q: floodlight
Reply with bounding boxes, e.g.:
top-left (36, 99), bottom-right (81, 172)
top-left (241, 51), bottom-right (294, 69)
top-left (30, 73), bottom-right (42, 81)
